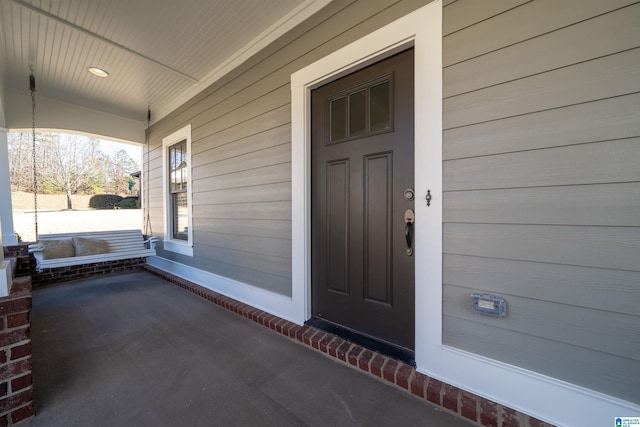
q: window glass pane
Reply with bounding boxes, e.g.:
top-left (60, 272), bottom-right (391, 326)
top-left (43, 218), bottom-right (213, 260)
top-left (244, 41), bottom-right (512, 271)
top-left (179, 145), bottom-right (186, 189)
top-left (370, 81), bottom-right (390, 132)
top-left (172, 192), bottom-right (188, 240)
top-left (330, 97), bottom-right (346, 141)
top-left (349, 89), bottom-right (367, 137)
top-left (169, 147), bottom-right (176, 191)
top-left (169, 141), bottom-right (187, 191)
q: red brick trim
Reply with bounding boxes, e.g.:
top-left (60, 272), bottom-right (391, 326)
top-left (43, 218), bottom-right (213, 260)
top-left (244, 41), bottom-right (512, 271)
top-left (144, 265), bottom-right (554, 427)
top-left (33, 258), bottom-right (145, 285)
top-left (0, 273), bottom-right (34, 426)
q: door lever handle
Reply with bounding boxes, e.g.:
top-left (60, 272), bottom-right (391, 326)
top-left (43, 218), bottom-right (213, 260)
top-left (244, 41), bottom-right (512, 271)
top-left (405, 222), bottom-right (413, 254)
top-left (404, 209), bottom-right (414, 256)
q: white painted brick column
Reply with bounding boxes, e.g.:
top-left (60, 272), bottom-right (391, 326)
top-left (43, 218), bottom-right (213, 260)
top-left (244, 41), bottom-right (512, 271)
top-left (0, 216), bottom-right (11, 297)
top-left (0, 128), bottom-right (17, 247)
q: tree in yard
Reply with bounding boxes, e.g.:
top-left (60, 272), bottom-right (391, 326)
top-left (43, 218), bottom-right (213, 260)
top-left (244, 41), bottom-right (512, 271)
top-left (7, 133), bottom-right (32, 192)
top-left (45, 133), bottom-right (101, 209)
top-left (103, 149), bottom-right (139, 195)
top-left (8, 132), bottom-right (140, 209)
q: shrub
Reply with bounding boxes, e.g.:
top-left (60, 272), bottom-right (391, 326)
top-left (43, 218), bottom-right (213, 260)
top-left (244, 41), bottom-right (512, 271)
top-left (115, 197), bottom-right (139, 209)
top-left (89, 194), bottom-right (123, 209)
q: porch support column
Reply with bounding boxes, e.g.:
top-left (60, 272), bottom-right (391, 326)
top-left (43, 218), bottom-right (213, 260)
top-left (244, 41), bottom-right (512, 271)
top-left (0, 128), bottom-right (17, 246)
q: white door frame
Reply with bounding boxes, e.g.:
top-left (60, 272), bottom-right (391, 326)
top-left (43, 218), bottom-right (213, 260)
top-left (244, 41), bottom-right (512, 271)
top-left (290, 2), bottom-right (443, 362)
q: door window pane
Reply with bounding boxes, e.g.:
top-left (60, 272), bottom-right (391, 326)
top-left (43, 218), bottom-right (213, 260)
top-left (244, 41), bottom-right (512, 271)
top-left (328, 77), bottom-right (392, 143)
top-left (349, 89), bottom-right (367, 137)
top-left (369, 81), bottom-right (390, 132)
top-left (330, 97), bottom-right (346, 141)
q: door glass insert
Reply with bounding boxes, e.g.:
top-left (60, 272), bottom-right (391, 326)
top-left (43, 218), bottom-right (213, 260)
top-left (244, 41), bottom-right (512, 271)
top-left (349, 90), bottom-right (367, 137)
top-left (329, 76), bottom-right (392, 143)
top-left (330, 97), bottom-right (347, 141)
top-left (370, 81), bottom-right (391, 132)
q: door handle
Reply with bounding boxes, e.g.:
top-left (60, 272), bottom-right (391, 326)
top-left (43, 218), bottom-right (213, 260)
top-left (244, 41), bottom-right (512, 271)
top-left (404, 209), bottom-right (414, 256)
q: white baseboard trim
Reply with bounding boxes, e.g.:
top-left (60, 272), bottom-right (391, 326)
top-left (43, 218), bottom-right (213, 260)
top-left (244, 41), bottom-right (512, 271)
top-left (146, 256), bottom-right (303, 325)
top-left (419, 345), bottom-right (640, 427)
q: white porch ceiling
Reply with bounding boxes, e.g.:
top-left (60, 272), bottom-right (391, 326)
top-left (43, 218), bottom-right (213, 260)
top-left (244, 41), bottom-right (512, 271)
top-left (0, 0), bottom-right (328, 127)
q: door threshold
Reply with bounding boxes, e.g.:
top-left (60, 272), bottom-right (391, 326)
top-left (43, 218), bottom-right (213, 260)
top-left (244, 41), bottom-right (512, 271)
top-left (306, 317), bottom-right (415, 366)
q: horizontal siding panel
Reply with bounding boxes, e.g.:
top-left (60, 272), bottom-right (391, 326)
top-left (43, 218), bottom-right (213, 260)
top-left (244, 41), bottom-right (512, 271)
top-left (192, 244), bottom-right (291, 279)
top-left (444, 48), bottom-right (640, 129)
top-left (160, 251), bottom-right (291, 296)
top-left (192, 143), bottom-right (291, 180)
top-left (147, 154), bottom-right (163, 167)
top-left (194, 182), bottom-right (290, 206)
top-left (444, 3), bottom-right (640, 97)
top-left (147, 199), bottom-right (163, 211)
top-left (192, 124), bottom-right (290, 165)
top-left (193, 201), bottom-right (291, 221)
top-left (149, 222), bottom-right (164, 238)
top-left (443, 0), bottom-right (637, 66)
top-left (145, 147), bottom-right (162, 163)
top-left (443, 93), bottom-right (640, 160)
top-left (443, 316), bottom-right (637, 403)
top-left (190, 83), bottom-right (289, 131)
top-left (444, 254), bottom-right (640, 316)
top-left (444, 183), bottom-right (640, 226)
top-left (182, 72), bottom-right (290, 137)
top-left (192, 117), bottom-right (290, 161)
top-left (192, 100), bottom-right (291, 144)
top-left (192, 104), bottom-right (290, 152)
top-left (193, 218), bottom-right (290, 240)
top-left (443, 0), bottom-right (529, 36)
top-left (147, 164), bottom-right (163, 178)
top-left (194, 231), bottom-right (291, 259)
top-left (191, 85), bottom-right (290, 139)
top-left (444, 285), bottom-right (640, 359)
top-left (194, 163), bottom-right (290, 193)
top-left (146, 178), bottom-right (163, 195)
top-left (444, 223), bottom-right (640, 271)
top-left (444, 138), bottom-right (640, 191)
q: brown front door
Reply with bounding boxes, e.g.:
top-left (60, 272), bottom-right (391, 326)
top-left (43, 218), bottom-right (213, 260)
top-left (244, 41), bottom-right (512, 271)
top-left (311, 49), bottom-right (415, 350)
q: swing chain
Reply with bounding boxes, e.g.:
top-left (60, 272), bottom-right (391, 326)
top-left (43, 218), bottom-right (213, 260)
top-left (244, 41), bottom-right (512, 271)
top-left (30, 71), bottom-right (38, 241)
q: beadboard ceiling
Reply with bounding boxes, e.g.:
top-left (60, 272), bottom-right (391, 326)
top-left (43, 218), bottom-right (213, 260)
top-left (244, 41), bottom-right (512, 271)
top-left (0, 0), bottom-right (328, 126)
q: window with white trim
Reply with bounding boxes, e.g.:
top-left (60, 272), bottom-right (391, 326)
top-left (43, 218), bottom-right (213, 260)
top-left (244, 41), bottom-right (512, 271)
top-left (162, 125), bottom-right (193, 256)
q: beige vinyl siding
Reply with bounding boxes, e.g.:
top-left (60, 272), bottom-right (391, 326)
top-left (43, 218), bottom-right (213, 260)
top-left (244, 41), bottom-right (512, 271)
top-left (145, 0), bottom-right (433, 297)
top-left (442, 0), bottom-right (640, 404)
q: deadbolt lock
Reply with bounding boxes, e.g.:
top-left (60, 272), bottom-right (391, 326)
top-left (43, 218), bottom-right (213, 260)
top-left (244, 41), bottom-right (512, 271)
top-left (404, 188), bottom-right (415, 201)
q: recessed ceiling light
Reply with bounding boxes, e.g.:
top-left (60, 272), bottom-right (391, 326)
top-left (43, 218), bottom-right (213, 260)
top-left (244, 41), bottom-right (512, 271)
top-left (88, 67), bottom-right (109, 77)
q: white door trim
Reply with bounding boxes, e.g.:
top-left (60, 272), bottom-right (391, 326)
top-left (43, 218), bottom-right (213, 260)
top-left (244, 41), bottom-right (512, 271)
top-left (290, 3), bottom-right (443, 335)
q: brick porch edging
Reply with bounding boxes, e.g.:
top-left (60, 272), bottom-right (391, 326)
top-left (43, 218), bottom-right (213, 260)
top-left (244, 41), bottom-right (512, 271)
top-left (143, 265), bottom-right (553, 427)
top-left (0, 275), bottom-right (34, 426)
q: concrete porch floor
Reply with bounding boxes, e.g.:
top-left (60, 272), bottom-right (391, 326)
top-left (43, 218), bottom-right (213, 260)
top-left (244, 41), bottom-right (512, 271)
top-left (30, 270), bottom-right (475, 426)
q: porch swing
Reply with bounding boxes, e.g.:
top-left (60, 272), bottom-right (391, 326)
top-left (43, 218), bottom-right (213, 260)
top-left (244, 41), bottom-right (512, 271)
top-left (26, 70), bottom-right (158, 272)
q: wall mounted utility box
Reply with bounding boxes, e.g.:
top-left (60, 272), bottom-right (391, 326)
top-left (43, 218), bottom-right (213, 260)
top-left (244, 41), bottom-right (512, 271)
top-left (471, 293), bottom-right (507, 318)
